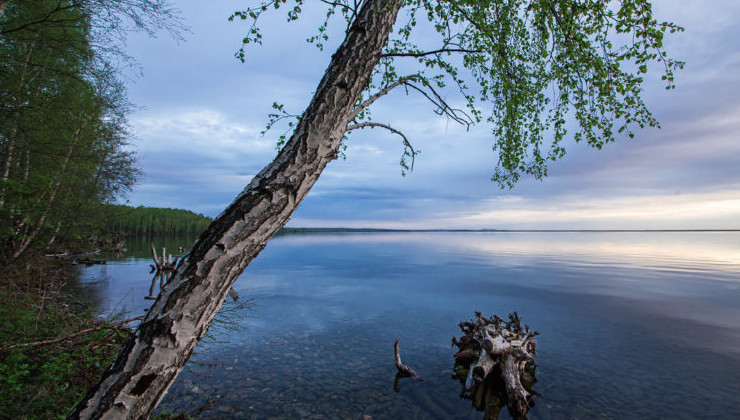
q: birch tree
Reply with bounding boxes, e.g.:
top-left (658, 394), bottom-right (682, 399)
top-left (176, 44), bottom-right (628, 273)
top-left (70, 0), bottom-right (683, 418)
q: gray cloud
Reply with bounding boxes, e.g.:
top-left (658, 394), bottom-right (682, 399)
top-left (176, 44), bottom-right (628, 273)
top-left (122, 0), bottom-right (740, 229)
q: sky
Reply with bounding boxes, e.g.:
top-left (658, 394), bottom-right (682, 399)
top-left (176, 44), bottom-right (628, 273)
top-left (119, 0), bottom-right (740, 230)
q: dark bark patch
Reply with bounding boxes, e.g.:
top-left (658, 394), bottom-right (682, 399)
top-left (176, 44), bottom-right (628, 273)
top-left (131, 374), bottom-right (157, 396)
top-left (138, 317), bottom-right (176, 347)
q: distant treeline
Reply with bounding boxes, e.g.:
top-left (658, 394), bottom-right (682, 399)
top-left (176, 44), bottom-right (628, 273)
top-left (106, 205), bottom-right (212, 236)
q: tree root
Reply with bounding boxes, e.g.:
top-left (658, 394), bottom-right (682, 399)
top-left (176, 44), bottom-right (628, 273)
top-left (452, 311), bottom-right (538, 419)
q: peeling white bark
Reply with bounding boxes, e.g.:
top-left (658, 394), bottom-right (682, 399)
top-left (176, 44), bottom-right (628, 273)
top-left (68, 0), bottom-right (405, 418)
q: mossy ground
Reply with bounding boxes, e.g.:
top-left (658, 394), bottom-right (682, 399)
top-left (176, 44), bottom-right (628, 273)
top-left (0, 261), bottom-right (132, 419)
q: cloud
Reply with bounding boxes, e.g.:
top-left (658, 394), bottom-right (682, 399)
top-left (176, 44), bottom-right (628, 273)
top-left (126, 109), bottom-right (277, 213)
top-left (134, 109), bottom-right (272, 158)
top-left (119, 0), bottom-right (740, 229)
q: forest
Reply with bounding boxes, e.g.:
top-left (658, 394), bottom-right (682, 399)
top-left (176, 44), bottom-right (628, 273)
top-left (105, 205), bottom-right (212, 236)
top-left (0, 1), bottom-right (179, 267)
top-left (0, 3), bottom-right (192, 418)
top-left (0, 1), bottom-right (134, 265)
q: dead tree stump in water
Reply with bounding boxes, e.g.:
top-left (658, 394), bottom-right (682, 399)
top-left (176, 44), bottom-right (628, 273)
top-left (146, 244), bottom-right (179, 300)
top-left (452, 311), bottom-right (538, 419)
top-left (149, 244), bottom-right (178, 274)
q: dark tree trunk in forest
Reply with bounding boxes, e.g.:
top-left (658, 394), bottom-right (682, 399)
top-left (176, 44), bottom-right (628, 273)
top-left (68, 0), bottom-right (404, 418)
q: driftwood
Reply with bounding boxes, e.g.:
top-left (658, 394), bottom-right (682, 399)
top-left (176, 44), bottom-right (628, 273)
top-left (46, 250), bottom-right (100, 258)
top-left (146, 244), bottom-right (180, 299)
top-left (150, 244), bottom-right (178, 274)
top-left (393, 338), bottom-right (422, 392)
top-left (45, 250), bottom-right (106, 265)
top-left (0, 316), bottom-right (142, 353)
top-left (452, 311), bottom-right (538, 419)
top-left (394, 338), bottom-right (421, 378)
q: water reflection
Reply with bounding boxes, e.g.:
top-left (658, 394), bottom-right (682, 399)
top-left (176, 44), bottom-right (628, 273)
top-left (77, 235), bottom-right (198, 317)
top-left (76, 232), bottom-right (740, 419)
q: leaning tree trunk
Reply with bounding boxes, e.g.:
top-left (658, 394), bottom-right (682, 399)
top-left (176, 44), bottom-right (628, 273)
top-left (68, 0), bottom-right (404, 418)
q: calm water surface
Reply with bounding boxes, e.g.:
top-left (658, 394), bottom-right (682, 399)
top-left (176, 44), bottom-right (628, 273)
top-left (78, 232), bottom-right (740, 419)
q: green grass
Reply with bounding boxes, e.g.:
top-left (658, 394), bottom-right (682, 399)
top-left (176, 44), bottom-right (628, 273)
top-left (0, 266), bottom-right (132, 419)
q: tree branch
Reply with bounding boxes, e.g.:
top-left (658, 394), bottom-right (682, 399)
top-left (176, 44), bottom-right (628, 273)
top-left (345, 121), bottom-right (417, 171)
top-left (317, 0), bottom-right (355, 13)
top-left (0, 1), bottom-right (83, 36)
top-left (0, 316), bottom-right (142, 353)
top-left (403, 81), bottom-right (474, 128)
top-left (381, 48), bottom-right (482, 58)
top-left (350, 74), bottom-right (474, 131)
top-left (349, 75), bottom-right (417, 121)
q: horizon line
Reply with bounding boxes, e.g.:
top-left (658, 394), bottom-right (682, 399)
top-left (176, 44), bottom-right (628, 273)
top-left (280, 227), bottom-right (740, 233)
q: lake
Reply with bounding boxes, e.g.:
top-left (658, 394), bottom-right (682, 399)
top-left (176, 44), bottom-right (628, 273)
top-left (77, 231), bottom-right (740, 419)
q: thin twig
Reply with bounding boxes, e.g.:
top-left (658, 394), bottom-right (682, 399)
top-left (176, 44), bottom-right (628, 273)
top-left (381, 48), bottom-right (482, 58)
top-left (404, 81), bottom-right (474, 128)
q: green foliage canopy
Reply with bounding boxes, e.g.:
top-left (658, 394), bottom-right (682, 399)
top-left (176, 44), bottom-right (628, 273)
top-left (232, 0), bottom-right (683, 187)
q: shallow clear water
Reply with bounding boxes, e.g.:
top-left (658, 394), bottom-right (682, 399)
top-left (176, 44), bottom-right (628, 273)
top-left (78, 231), bottom-right (740, 419)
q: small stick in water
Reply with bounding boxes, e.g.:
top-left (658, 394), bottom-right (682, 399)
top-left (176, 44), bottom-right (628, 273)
top-left (394, 338), bottom-right (422, 379)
